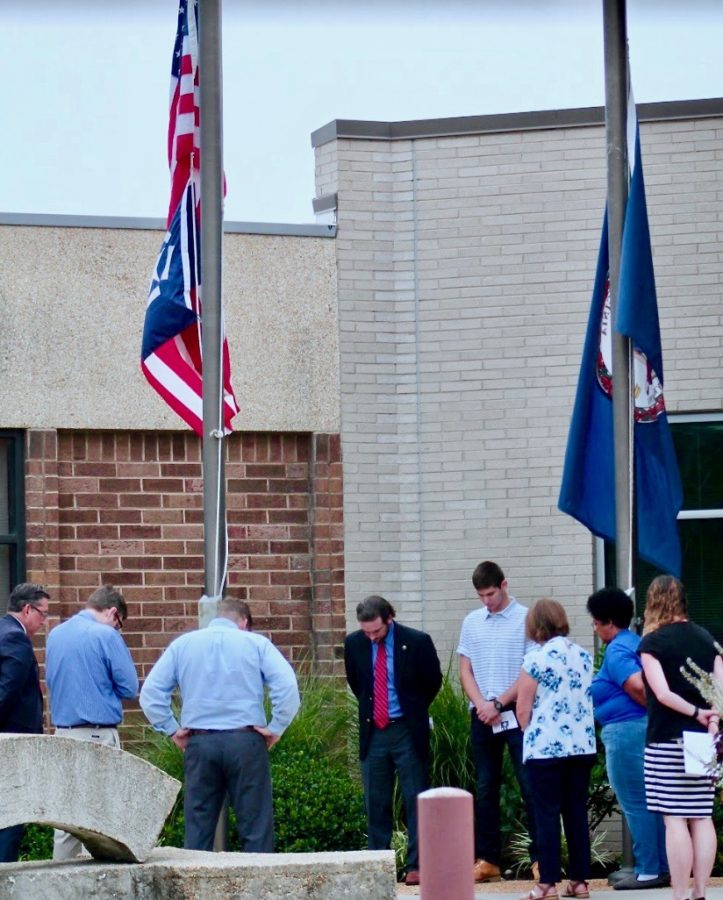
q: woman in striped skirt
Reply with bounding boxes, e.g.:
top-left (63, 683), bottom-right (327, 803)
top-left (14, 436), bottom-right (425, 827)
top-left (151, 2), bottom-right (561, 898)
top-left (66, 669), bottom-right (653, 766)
top-left (639, 575), bottom-right (722, 900)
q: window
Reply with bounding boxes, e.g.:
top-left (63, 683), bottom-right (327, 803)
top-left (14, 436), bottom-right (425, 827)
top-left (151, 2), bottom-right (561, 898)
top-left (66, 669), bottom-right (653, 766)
top-left (0, 432), bottom-right (25, 615)
top-left (604, 415), bottom-right (723, 641)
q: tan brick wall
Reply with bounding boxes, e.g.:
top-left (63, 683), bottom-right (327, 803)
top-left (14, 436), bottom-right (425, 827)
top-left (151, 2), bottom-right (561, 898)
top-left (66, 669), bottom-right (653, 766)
top-left (315, 112), bottom-right (723, 664)
top-left (25, 428), bottom-right (345, 684)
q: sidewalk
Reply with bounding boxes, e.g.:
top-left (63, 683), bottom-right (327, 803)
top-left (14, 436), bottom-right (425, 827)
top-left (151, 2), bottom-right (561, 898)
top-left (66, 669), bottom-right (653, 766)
top-left (398, 876), bottom-right (723, 899)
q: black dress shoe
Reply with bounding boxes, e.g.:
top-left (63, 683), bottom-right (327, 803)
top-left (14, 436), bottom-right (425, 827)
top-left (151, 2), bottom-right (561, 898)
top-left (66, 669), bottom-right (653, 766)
top-left (614, 874), bottom-right (671, 890)
top-left (608, 868), bottom-right (635, 885)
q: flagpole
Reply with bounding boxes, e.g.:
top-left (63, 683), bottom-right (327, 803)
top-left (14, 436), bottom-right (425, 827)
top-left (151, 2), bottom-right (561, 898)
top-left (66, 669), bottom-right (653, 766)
top-left (198, 0), bottom-right (229, 853)
top-left (602, 0), bottom-right (634, 596)
top-left (602, 0), bottom-right (635, 870)
top-left (198, 0), bottom-right (227, 617)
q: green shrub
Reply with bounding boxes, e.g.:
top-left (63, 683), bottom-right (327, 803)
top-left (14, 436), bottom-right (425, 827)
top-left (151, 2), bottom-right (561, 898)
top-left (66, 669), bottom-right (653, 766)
top-left (268, 746), bottom-right (366, 852)
top-left (428, 668), bottom-right (475, 793)
top-left (19, 824), bottom-right (53, 861)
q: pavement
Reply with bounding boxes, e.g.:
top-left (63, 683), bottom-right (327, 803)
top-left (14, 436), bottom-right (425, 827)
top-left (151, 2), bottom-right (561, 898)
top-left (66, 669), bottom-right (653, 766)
top-left (397, 876), bottom-right (723, 899)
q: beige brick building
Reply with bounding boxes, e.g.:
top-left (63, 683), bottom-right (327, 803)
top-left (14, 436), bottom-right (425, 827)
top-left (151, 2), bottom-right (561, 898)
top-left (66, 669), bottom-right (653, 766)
top-left (312, 98), bottom-right (723, 662)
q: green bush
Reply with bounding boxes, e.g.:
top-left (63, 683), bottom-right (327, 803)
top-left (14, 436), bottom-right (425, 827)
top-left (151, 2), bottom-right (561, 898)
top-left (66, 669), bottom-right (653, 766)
top-left (268, 746), bottom-right (366, 852)
top-left (19, 824), bottom-right (53, 861)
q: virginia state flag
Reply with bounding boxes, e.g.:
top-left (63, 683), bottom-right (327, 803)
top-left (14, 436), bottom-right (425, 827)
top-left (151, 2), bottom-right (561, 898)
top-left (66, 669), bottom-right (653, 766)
top-left (559, 116), bottom-right (683, 576)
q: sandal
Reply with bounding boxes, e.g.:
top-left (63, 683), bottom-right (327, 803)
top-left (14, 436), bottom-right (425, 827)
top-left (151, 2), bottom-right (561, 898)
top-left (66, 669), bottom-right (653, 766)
top-left (521, 885), bottom-right (560, 900)
top-left (563, 881), bottom-right (590, 899)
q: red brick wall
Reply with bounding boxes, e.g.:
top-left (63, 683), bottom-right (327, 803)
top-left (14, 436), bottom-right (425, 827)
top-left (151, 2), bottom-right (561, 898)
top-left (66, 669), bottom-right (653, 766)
top-left (25, 429), bottom-right (345, 679)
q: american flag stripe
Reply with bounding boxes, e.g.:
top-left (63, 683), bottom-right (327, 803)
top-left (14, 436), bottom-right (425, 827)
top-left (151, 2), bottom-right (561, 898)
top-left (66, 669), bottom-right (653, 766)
top-left (142, 348), bottom-right (204, 432)
top-left (141, 0), bottom-right (239, 436)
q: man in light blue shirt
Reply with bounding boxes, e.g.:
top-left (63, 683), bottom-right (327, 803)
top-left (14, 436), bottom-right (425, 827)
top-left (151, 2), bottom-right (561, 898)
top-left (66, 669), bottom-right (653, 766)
top-left (139, 596), bottom-right (300, 852)
top-left (45, 583), bottom-right (139, 860)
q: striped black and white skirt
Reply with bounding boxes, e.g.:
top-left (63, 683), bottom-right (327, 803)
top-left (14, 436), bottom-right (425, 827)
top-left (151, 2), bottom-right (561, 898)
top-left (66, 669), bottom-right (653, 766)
top-left (644, 741), bottom-right (715, 817)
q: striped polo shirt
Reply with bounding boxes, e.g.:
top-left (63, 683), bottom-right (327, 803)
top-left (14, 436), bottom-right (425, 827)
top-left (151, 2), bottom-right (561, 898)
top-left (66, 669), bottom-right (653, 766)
top-left (456, 598), bottom-right (533, 701)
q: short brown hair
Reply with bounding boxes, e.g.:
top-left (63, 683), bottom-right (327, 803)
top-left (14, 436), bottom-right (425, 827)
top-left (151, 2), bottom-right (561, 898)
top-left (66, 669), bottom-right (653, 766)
top-left (356, 595), bottom-right (396, 623)
top-left (643, 575), bottom-right (687, 635)
top-left (526, 598), bottom-right (570, 643)
top-left (8, 583), bottom-right (50, 613)
top-left (472, 561), bottom-right (505, 590)
top-left (218, 597), bottom-right (253, 627)
top-left (87, 584), bottom-right (127, 621)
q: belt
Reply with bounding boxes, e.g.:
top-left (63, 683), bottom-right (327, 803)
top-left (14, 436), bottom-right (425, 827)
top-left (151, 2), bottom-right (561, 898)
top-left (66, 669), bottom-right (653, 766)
top-left (60, 723), bottom-right (120, 730)
top-left (375, 716), bottom-right (405, 729)
top-left (187, 726), bottom-right (257, 736)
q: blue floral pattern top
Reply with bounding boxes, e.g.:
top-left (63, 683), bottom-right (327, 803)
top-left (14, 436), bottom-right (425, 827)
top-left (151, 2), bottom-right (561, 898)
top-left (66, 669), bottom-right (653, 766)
top-left (522, 635), bottom-right (596, 761)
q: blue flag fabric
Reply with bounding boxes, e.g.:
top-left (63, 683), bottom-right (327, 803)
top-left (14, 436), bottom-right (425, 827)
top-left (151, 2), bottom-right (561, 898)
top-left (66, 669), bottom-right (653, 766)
top-left (617, 127), bottom-right (683, 575)
top-left (558, 217), bottom-right (617, 550)
top-left (559, 124), bottom-right (683, 576)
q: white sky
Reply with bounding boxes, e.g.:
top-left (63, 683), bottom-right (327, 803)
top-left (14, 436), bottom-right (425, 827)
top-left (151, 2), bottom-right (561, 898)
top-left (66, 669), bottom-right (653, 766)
top-left (5, 0), bottom-right (723, 224)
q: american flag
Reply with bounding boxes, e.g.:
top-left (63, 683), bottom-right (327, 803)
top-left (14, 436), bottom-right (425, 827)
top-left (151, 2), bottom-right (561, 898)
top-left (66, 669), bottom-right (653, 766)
top-left (141, 0), bottom-right (239, 435)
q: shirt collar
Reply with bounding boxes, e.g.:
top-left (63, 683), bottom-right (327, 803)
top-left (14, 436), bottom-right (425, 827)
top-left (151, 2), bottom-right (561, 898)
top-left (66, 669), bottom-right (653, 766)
top-left (208, 617), bottom-right (238, 630)
top-left (8, 612), bottom-right (27, 635)
top-left (385, 620), bottom-right (395, 647)
top-left (482, 597), bottom-right (517, 620)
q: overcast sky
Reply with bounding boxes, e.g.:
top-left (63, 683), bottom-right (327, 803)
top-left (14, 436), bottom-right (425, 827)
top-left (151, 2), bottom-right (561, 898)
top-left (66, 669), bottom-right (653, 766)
top-left (5, 1), bottom-right (723, 224)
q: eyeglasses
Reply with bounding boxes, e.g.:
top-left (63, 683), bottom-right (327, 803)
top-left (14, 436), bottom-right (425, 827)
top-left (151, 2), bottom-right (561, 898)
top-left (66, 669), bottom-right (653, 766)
top-left (113, 611), bottom-right (124, 631)
top-left (30, 605), bottom-right (49, 619)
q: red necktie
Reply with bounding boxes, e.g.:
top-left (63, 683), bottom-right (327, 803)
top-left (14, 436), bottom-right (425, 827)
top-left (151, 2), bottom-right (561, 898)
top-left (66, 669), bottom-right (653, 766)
top-left (373, 641), bottom-right (390, 729)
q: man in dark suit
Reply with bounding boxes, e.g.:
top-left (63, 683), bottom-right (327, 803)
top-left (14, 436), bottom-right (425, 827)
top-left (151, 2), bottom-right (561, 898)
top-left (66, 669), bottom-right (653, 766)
top-left (0, 582), bottom-right (49, 861)
top-left (344, 594), bottom-right (442, 887)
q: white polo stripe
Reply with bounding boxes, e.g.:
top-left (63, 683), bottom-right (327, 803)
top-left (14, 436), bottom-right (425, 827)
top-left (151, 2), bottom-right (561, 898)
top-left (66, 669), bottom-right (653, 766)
top-left (457, 598), bottom-right (532, 701)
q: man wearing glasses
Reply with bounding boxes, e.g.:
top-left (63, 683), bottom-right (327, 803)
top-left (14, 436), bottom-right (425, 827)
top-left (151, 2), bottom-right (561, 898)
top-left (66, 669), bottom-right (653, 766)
top-left (0, 582), bottom-right (50, 861)
top-left (45, 584), bottom-right (138, 860)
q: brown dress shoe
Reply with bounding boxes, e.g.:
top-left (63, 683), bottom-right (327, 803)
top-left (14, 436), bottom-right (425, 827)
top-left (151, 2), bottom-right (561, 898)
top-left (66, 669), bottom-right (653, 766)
top-left (405, 870), bottom-right (420, 886)
top-left (474, 859), bottom-right (502, 883)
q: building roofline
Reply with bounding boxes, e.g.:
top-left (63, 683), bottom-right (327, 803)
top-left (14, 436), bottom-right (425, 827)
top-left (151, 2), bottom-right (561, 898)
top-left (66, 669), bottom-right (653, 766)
top-left (0, 212), bottom-right (336, 238)
top-left (311, 97), bottom-right (723, 148)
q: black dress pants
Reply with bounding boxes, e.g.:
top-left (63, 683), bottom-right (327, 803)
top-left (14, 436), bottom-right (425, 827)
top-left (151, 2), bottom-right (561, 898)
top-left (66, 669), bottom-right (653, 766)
top-left (525, 754), bottom-right (595, 884)
top-left (360, 719), bottom-right (428, 871)
top-left (184, 729), bottom-right (273, 852)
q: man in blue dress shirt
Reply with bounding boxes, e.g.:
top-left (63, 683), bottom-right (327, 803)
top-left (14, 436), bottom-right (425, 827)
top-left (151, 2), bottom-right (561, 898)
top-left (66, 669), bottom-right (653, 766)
top-left (139, 596), bottom-right (300, 852)
top-left (45, 583), bottom-right (139, 860)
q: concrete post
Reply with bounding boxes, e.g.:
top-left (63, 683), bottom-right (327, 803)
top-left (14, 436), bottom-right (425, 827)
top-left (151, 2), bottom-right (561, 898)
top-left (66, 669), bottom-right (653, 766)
top-left (419, 787), bottom-right (474, 899)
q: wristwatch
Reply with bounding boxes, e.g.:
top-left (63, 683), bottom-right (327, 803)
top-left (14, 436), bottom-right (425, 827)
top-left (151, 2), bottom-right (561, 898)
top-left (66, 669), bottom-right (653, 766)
top-left (491, 698), bottom-right (503, 712)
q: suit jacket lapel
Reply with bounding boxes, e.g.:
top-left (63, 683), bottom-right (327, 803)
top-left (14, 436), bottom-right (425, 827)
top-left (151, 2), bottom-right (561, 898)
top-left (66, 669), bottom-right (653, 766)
top-left (361, 633), bottom-right (373, 687)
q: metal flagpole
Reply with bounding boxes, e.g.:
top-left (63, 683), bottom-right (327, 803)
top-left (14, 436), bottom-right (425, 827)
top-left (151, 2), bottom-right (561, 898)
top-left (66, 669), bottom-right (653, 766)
top-left (198, 0), bottom-right (229, 851)
top-left (602, 0), bottom-right (635, 870)
top-left (198, 0), bottom-right (226, 620)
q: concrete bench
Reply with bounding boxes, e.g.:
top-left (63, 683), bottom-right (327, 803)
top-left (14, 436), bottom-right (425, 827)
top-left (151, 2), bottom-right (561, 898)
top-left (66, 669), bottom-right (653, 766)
top-left (0, 734), bottom-right (180, 862)
top-left (0, 847), bottom-right (397, 898)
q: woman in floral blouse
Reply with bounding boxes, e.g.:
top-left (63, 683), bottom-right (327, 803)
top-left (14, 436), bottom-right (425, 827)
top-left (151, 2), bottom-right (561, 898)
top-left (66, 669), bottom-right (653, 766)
top-left (517, 598), bottom-right (597, 900)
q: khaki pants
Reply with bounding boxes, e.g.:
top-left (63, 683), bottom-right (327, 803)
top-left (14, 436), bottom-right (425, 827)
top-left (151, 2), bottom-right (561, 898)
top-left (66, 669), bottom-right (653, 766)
top-left (53, 726), bottom-right (120, 860)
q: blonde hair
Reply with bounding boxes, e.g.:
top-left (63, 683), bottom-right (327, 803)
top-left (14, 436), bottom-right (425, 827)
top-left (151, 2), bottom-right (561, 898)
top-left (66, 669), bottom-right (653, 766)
top-left (642, 575), bottom-right (687, 635)
top-left (526, 598), bottom-right (570, 644)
